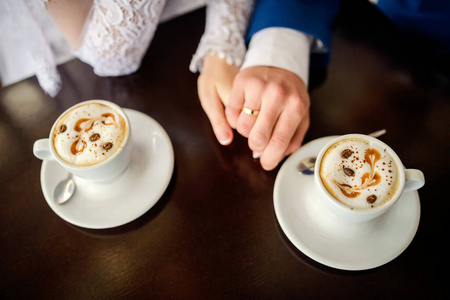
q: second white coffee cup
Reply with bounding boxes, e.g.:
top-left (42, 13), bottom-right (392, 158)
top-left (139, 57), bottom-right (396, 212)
top-left (314, 134), bottom-right (424, 223)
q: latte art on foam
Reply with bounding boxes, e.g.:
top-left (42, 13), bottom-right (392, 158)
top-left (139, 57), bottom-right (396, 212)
top-left (53, 103), bottom-right (127, 166)
top-left (319, 138), bottom-right (399, 209)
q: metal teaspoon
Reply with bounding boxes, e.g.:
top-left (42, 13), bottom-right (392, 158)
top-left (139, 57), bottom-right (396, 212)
top-left (54, 174), bottom-right (76, 204)
top-left (297, 129), bottom-right (387, 175)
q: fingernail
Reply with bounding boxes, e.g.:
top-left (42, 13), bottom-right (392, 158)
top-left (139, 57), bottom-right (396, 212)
top-left (252, 152), bottom-right (261, 159)
top-left (220, 138), bottom-right (232, 146)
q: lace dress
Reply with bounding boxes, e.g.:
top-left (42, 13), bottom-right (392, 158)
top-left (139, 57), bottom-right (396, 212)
top-left (1, 0), bottom-right (253, 96)
top-left (76, 0), bottom-right (253, 76)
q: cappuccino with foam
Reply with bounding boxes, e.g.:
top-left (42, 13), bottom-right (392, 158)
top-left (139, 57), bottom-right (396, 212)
top-left (52, 102), bottom-right (127, 166)
top-left (319, 137), bottom-right (399, 209)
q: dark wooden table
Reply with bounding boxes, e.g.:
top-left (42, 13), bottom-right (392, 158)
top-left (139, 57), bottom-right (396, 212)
top-left (1, 2), bottom-right (449, 299)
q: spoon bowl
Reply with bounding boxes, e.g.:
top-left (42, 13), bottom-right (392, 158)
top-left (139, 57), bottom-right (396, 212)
top-left (297, 157), bottom-right (316, 175)
top-left (54, 175), bottom-right (76, 204)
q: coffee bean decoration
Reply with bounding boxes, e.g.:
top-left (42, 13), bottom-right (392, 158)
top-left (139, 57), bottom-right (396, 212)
top-left (367, 195), bottom-right (377, 204)
top-left (343, 168), bottom-right (355, 176)
top-left (59, 125), bottom-right (67, 134)
top-left (89, 133), bottom-right (101, 141)
top-left (103, 142), bottom-right (113, 151)
top-left (341, 149), bottom-right (354, 159)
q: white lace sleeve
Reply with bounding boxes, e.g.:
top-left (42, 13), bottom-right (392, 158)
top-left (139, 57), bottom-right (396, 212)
top-left (189, 0), bottom-right (254, 73)
top-left (74, 0), bottom-right (166, 77)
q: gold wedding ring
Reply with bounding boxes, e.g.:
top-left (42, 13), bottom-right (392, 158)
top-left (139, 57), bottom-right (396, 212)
top-left (242, 107), bottom-right (260, 116)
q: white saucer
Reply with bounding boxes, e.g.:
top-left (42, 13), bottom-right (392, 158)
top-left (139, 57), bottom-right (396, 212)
top-left (40, 109), bottom-right (174, 229)
top-left (274, 136), bottom-right (421, 271)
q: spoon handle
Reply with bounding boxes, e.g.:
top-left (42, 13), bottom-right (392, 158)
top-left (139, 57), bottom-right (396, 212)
top-left (368, 129), bottom-right (386, 138)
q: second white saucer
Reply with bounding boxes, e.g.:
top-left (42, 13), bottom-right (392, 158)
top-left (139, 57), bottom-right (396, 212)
top-left (40, 109), bottom-right (174, 229)
top-left (274, 136), bottom-right (421, 271)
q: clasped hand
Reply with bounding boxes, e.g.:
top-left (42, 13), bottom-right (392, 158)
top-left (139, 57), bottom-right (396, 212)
top-left (198, 55), bottom-right (310, 171)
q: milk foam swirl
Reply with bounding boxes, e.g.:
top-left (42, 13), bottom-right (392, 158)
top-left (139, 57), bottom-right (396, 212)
top-left (53, 103), bottom-right (127, 166)
top-left (319, 138), bottom-right (399, 209)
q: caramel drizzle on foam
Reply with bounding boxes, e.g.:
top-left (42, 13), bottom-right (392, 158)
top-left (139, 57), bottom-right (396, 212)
top-left (70, 113), bottom-right (117, 155)
top-left (333, 148), bottom-right (382, 198)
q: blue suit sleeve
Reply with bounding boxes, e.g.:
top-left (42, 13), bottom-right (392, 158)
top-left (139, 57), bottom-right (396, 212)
top-left (246, 0), bottom-right (340, 66)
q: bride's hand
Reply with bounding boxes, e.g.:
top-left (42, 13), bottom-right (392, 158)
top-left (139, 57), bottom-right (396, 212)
top-left (197, 54), bottom-right (240, 145)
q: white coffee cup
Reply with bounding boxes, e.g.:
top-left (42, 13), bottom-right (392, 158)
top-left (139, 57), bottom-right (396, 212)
top-left (314, 134), bottom-right (424, 223)
top-left (33, 100), bottom-right (132, 182)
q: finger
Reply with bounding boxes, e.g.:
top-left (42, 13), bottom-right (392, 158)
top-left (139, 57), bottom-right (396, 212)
top-left (247, 89), bottom-right (285, 153)
top-left (226, 78), bottom-right (246, 129)
top-left (284, 113), bottom-right (310, 156)
top-left (259, 109), bottom-right (302, 171)
top-left (198, 78), bottom-right (234, 145)
top-left (235, 106), bottom-right (260, 138)
top-left (216, 76), bottom-right (234, 106)
top-left (234, 84), bottom-right (264, 138)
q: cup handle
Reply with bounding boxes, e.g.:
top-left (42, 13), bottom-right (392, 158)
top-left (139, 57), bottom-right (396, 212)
top-left (404, 169), bottom-right (425, 192)
top-left (33, 139), bottom-right (54, 161)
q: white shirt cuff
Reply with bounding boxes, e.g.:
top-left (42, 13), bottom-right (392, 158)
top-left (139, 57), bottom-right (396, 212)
top-left (241, 27), bottom-right (313, 86)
